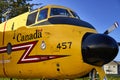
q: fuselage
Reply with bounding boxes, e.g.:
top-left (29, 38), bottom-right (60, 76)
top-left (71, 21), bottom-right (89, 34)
top-left (0, 5), bottom-right (118, 79)
top-left (0, 24), bottom-right (96, 78)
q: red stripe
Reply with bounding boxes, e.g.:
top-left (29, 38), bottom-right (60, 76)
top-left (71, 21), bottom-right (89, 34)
top-left (0, 41), bottom-right (68, 64)
top-left (2, 21), bottom-right (7, 45)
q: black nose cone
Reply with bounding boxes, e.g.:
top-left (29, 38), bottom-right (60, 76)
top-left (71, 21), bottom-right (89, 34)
top-left (82, 33), bottom-right (119, 66)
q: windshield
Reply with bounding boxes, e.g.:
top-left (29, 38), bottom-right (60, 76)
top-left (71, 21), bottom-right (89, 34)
top-left (70, 11), bottom-right (80, 19)
top-left (26, 11), bottom-right (37, 26)
top-left (38, 8), bottom-right (48, 21)
top-left (50, 8), bottom-right (71, 17)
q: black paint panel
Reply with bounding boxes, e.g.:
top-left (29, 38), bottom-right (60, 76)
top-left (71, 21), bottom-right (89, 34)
top-left (33, 17), bottom-right (95, 29)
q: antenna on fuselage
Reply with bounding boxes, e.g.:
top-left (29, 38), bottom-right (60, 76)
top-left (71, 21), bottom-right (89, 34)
top-left (28, 3), bottom-right (43, 12)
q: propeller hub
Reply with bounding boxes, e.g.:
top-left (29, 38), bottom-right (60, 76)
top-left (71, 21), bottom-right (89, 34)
top-left (82, 33), bottom-right (119, 66)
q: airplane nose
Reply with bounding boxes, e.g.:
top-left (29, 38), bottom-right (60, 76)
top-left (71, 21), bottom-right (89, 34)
top-left (82, 33), bottom-right (119, 66)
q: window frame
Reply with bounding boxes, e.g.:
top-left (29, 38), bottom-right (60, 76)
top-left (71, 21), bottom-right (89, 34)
top-left (70, 10), bottom-right (80, 19)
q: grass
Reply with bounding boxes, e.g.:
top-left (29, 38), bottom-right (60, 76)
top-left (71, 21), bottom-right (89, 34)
top-left (0, 78), bottom-right (41, 80)
top-left (0, 75), bottom-right (120, 80)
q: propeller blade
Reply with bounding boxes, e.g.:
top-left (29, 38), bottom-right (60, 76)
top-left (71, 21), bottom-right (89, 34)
top-left (104, 22), bottom-right (119, 34)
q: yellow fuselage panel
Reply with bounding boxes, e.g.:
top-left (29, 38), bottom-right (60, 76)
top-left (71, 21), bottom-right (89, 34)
top-left (0, 12), bottom-right (28, 32)
top-left (0, 24), bottom-right (96, 78)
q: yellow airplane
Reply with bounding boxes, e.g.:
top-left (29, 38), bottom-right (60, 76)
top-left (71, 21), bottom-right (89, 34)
top-left (0, 5), bottom-right (119, 80)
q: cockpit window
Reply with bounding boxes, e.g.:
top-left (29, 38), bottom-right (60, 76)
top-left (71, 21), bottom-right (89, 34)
top-left (26, 11), bottom-right (37, 26)
top-left (70, 11), bottom-right (80, 19)
top-left (50, 8), bottom-right (70, 17)
top-left (38, 8), bottom-right (48, 21)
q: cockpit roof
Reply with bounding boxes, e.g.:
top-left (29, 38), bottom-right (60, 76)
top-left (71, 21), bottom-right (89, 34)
top-left (26, 5), bottom-right (95, 29)
top-left (27, 5), bottom-right (80, 25)
top-left (31, 5), bottom-right (79, 17)
top-left (38, 5), bottom-right (72, 10)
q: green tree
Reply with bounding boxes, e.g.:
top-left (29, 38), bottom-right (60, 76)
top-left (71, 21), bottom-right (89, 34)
top-left (0, 0), bottom-right (31, 23)
top-left (0, 0), bottom-right (9, 23)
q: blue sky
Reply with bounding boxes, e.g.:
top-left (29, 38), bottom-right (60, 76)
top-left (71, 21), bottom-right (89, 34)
top-left (29, 0), bottom-right (120, 61)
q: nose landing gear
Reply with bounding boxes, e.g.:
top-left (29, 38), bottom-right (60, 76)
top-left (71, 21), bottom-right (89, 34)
top-left (89, 68), bottom-right (107, 80)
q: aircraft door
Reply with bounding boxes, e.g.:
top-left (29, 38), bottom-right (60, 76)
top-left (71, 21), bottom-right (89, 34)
top-left (0, 21), bottom-right (16, 77)
top-left (0, 21), bottom-right (8, 77)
